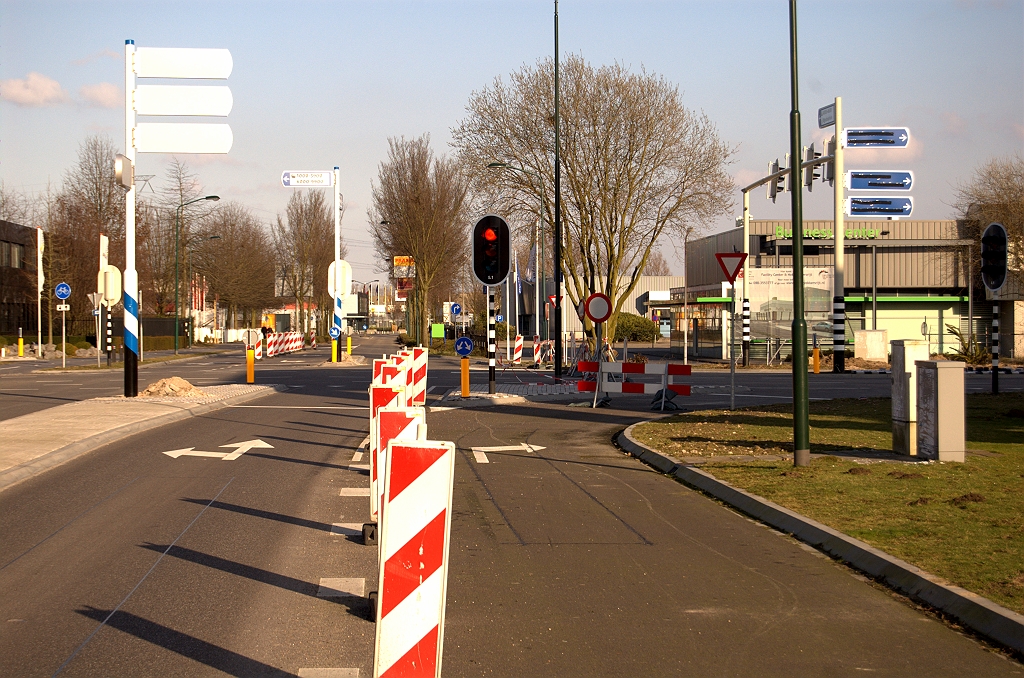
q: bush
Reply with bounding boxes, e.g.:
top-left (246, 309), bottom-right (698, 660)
top-left (75, 341), bottom-right (92, 350)
top-left (614, 313), bottom-right (660, 342)
top-left (0, 336), bottom-right (10, 347)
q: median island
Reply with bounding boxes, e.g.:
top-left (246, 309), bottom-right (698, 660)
top-left (630, 394), bottom-right (1024, 615)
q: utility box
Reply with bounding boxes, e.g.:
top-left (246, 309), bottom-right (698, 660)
top-left (916, 361), bottom-right (965, 462)
top-left (891, 340), bottom-right (930, 455)
top-left (854, 330), bottom-right (888, 362)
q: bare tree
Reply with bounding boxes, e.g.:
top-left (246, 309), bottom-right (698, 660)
top-left (953, 153), bottom-right (1024, 293)
top-left (0, 182), bottom-right (29, 223)
top-left (273, 189), bottom-right (340, 333)
top-left (196, 203), bottom-right (276, 328)
top-left (452, 55), bottom-right (734, 340)
top-left (369, 135), bottom-right (470, 342)
top-left (643, 248), bottom-right (672, 276)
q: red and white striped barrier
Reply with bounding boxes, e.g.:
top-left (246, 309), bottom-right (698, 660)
top-left (368, 384), bottom-right (407, 522)
top-left (310, 331), bottom-right (317, 349)
top-left (409, 346), bottom-right (427, 406)
top-left (265, 331), bottom-right (304, 357)
top-left (577, 361), bottom-right (691, 395)
top-left (254, 336), bottom-right (263, 360)
top-left (374, 406), bottom-right (425, 537)
top-left (513, 335), bottom-right (523, 364)
top-left (373, 439), bottom-right (455, 678)
top-left (533, 335), bottom-right (540, 364)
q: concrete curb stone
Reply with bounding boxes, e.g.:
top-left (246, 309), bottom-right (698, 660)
top-left (0, 384), bottom-right (286, 493)
top-left (616, 420), bottom-right (1024, 656)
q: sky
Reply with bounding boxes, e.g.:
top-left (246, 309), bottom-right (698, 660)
top-left (2, 0), bottom-right (1022, 282)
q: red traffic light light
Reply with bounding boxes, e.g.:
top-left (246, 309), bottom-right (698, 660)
top-left (483, 227), bottom-right (498, 241)
top-left (472, 215), bottom-right (510, 286)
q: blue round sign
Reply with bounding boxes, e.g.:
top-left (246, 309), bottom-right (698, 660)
top-left (328, 326), bottom-right (341, 339)
top-left (454, 336), bottom-right (474, 357)
top-left (451, 303), bottom-right (462, 316)
top-left (55, 282), bottom-right (71, 300)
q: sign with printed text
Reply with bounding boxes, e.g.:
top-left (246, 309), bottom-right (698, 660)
top-left (281, 171), bottom-right (334, 188)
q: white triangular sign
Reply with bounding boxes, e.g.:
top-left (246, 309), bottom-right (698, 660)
top-left (715, 253), bottom-right (748, 284)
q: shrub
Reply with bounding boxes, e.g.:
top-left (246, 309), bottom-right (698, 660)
top-left (614, 313), bottom-right (660, 342)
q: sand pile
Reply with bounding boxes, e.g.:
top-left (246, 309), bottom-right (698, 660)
top-left (141, 376), bottom-right (206, 397)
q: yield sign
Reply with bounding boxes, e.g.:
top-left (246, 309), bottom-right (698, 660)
top-left (715, 253), bottom-right (748, 284)
top-left (548, 295), bottom-right (560, 306)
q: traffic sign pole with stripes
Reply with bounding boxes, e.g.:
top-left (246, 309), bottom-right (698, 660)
top-left (373, 440), bottom-right (455, 678)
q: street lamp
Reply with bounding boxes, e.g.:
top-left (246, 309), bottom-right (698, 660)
top-left (175, 195), bottom-right (219, 353)
top-left (486, 162), bottom-right (549, 343)
top-left (187, 235), bottom-right (221, 347)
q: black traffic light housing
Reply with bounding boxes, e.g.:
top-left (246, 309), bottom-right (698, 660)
top-left (472, 214), bottom-right (511, 286)
top-left (980, 222), bottom-right (1008, 292)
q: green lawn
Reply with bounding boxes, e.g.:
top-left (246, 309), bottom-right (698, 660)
top-left (631, 394), bottom-right (1024, 614)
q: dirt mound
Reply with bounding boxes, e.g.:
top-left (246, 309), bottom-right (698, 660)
top-left (141, 377), bottom-right (206, 397)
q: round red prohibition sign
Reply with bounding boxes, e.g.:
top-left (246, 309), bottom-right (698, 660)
top-left (584, 292), bottom-right (612, 324)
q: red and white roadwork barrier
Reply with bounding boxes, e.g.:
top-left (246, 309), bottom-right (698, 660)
top-left (409, 346), bottom-right (428, 406)
top-left (368, 384), bottom-right (407, 522)
top-left (373, 439), bottom-right (455, 678)
top-left (254, 336), bottom-right (263, 360)
top-left (513, 335), bottom-right (523, 364)
top-left (577, 361), bottom-right (692, 395)
top-left (374, 406), bottom-right (425, 533)
top-left (265, 331), bottom-right (304, 357)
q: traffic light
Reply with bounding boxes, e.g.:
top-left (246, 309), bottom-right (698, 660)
top-left (822, 137), bottom-right (836, 186)
top-left (803, 143), bottom-right (822, 191)
top-left (782, 153), bottom-right (792, 193)
top-left (767, 159), bottom-right (780, 203)
top-left (472, 215), bottom-right (510, 286)
top-left (980, 222), bottom-right (1008, 292)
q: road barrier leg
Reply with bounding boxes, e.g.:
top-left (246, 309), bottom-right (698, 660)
top-left (461, 357), bottom-right (470, 397)
top-left (246, 347), bottom-right (255, 384)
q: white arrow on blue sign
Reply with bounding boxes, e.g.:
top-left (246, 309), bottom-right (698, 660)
top-left (55, 282), bottom-right (71, 300)
top-left (846, 170), bottom-right (913, 191)
top-left (455, 336), bottom-right (474, 357)
top-left (845, 196), bottom-right (914, 217)
top-left (451, 303), bottom-right (462, 316)
top-left (328, 326), bottom-right (341, 339)
top-left (843, 127), bottom-right (910, 148)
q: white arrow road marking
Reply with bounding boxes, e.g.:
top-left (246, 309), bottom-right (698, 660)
top-left (162, 439), bottom-right (273, 461)
top-left (470, 442), bottom-right (547, 462)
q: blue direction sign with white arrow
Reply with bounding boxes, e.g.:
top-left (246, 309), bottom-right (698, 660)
top-left (55, 282), bottom-right (71, 300)
top-left (328, 325), bottom-right (341, 339)
top-left (843, 127), bottom-right (910, 148)
top-left (454, 336), bottom-right (474, 357)
top-left (845, 196), bottom-right (914, 217)
top-left (451, 302), bottom-right (462, 316)
top-left (846, 170), bottom-right (913, 191)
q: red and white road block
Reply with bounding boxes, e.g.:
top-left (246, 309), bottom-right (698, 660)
top-left (254, 336), bottom-right (263, 360)
top-left (368, 385), bottom-right (407, 522)
top-left (533, 335), bottom-right (540, 364)
top-left (266, 331), bottom-right (304, 357)
top-left (374, 406), bottom-right (426, 534)
top-left (577, 361), bottom-right (692, 395)
top-left (409, 346), bottom-right (428, 406)
top-left (513, 335), bottom-right (523, 364)
top-left (373, 439), bottom-right (455, 678)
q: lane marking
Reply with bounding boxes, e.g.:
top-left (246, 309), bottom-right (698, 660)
top-left (427, 386), bottom-right (446, 394)
top-left (316, 578), bottom-right (365, 598)
top-left (229, 405), bottom-right (367, 410)
top-left (358, 436), bottom-right (369, 449)
top-left (163, 439), bottom-right (273, 460)
top-left (348, 464), bottom-right (369, 472)
top-left (351, 451), bottom-right (363, 462)
top-left (340, 487), bottom-right (370, 497)
top-left (473, 450), bottom-right (490, 463)
top-left (330, 523), bottom-right (364, 536)
top-left (471, 443), bottom-right (546, 453)
top-left (297, 669), bottom-right (359, 677)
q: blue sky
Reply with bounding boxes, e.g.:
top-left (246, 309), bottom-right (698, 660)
top-left (2, 0), bottom-right (1022, 280)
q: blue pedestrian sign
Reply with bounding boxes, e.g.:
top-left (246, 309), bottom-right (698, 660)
top-left (328, 325), bottom-right (341, 339)
top-left (451, 302), bottom-right (462, 316)
top-left (454, 336), bottom-right (474, 357)
top-left (845, 196), bottom-right (914, 217)
top-left (843, 127), bottom-right (910, 148)
top-left (847, 170), bottom-right (913, 191)
top-left (55, 282), bottom-right (71, 300)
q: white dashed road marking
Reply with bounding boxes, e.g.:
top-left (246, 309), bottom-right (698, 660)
top-left (472, 450), bottom-right (490, 463)
top-left (330, 523), bottom-right (364, 536)
top-left (297, 669), bottom-right (358, 677)
top-left (339, 487), bottom-right (370, 497)
top-left (351, 451), bottom-right (363, 462)
top-left (316, 578), bottom-right (364, 597)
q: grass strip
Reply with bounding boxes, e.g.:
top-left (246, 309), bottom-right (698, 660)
top-left (632, 394), bottom-right (1024, 614)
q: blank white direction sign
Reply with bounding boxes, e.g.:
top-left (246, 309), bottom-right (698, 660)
top-left (135, 85), bottom-right (233, 116)
top-left (163, 439), bottom-right (272, 460)
top-left (136, 123), bottom-right (233, 154)
top-left (135, 47), bottom-right (233, 79)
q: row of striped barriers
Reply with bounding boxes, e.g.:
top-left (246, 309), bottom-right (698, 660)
top-left (577, 360), bottom-right (691, 410)
top-left (264, 331), bottom-right (304, 358)
top-left (365, 346), bottom-right (452, 677)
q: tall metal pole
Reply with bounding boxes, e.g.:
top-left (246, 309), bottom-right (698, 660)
top-left (741, 191), bottom-right (750, 366)
top-left (123, 40), bottom-right (139, 396)
top-left (789, 0), bottom-right (810, 467)
top-left (333, 167), bottom-right (343, 359)
top-left (553, 0), bottom-right (563, 378)
top-left (488, 287), bottom-right (496, 394)
top-left (174, 204), bottom-right (182, 354)
top-left (36, 227), bottom-right (43, 356)
top-left (832, 96), bottom-right (846, 372)
top-left (871, 244), bottom-right (878, 330)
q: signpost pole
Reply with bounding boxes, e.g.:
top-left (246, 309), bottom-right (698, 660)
top-left (741, 190), bottom-right (750, 366)
top-left (730, 285), bottom-right (736, 410)
top-left (61, 307), bottom-right (66, 369)
top-left (37, 228), bottom-right (43, 357)
top-left (788, 0), bottom-right (811, 467)
top-left (992, 304), bottom-right (1000, 395)
top-left (333, 166), bottom-right (342, 361)
top-left (123, 39), bottom-right (139, 396)
top-left (832, 96), bottom-right (846, 374)
top-left (488, 286), bottom-right (496, 394)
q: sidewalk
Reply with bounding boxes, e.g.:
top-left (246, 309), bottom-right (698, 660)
top-left (0, 384), bottom-right (281, 492)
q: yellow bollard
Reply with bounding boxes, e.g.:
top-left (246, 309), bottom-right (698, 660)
top-left (346, 336), bottom-right (352, 355)
top-left (246, 347), bottom-right (255, 383)
top-left (331, 339), bottom-right (338, 363)
top-left (461, 357), bottom-right (470, 397)
top-left (813, 347), bottom-right (820, 374)
top-left (18, 337), bottom-right (24, 358)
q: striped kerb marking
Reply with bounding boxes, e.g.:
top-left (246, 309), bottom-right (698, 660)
top-left (374, 440), bottom-right (455, 678)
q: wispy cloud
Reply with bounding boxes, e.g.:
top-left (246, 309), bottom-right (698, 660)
top-left (80, 82), bottom-right (121, 108)
top-left (72, 49), bottom-right (120, 66)
top-left (0, 72), bottom-right (70, 107)
top-left (941, 111), bottom-right (968, 137)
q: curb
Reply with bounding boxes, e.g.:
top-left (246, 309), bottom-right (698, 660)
top-left (0, 384), bottom-right (286, 493)
top-left (616, 422), bottom-right (1024, 655)
top-left (30, 350), bottom-right (233, 374)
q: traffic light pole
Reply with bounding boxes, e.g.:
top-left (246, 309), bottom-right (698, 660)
top-left (553, 0), bottom-right (563, 380)
top-left (832, 97), bottom-right (846, 374)
top-left (992, 304), bottom-right (999, 395)
top-left (488, 287), bottom-right (496, 394)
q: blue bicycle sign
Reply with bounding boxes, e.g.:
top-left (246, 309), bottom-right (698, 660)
top-left (55, 282), bottom-right (71, 300)
top-left (454, 336), bottom-right (474, 357)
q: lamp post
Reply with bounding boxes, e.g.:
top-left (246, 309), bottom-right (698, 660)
top-left (175, 195), bottom-right (219, 353)
top-left (187, 234), bottom-right (220, 347)
top-left (486, 162), bottom-right (549, 343)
